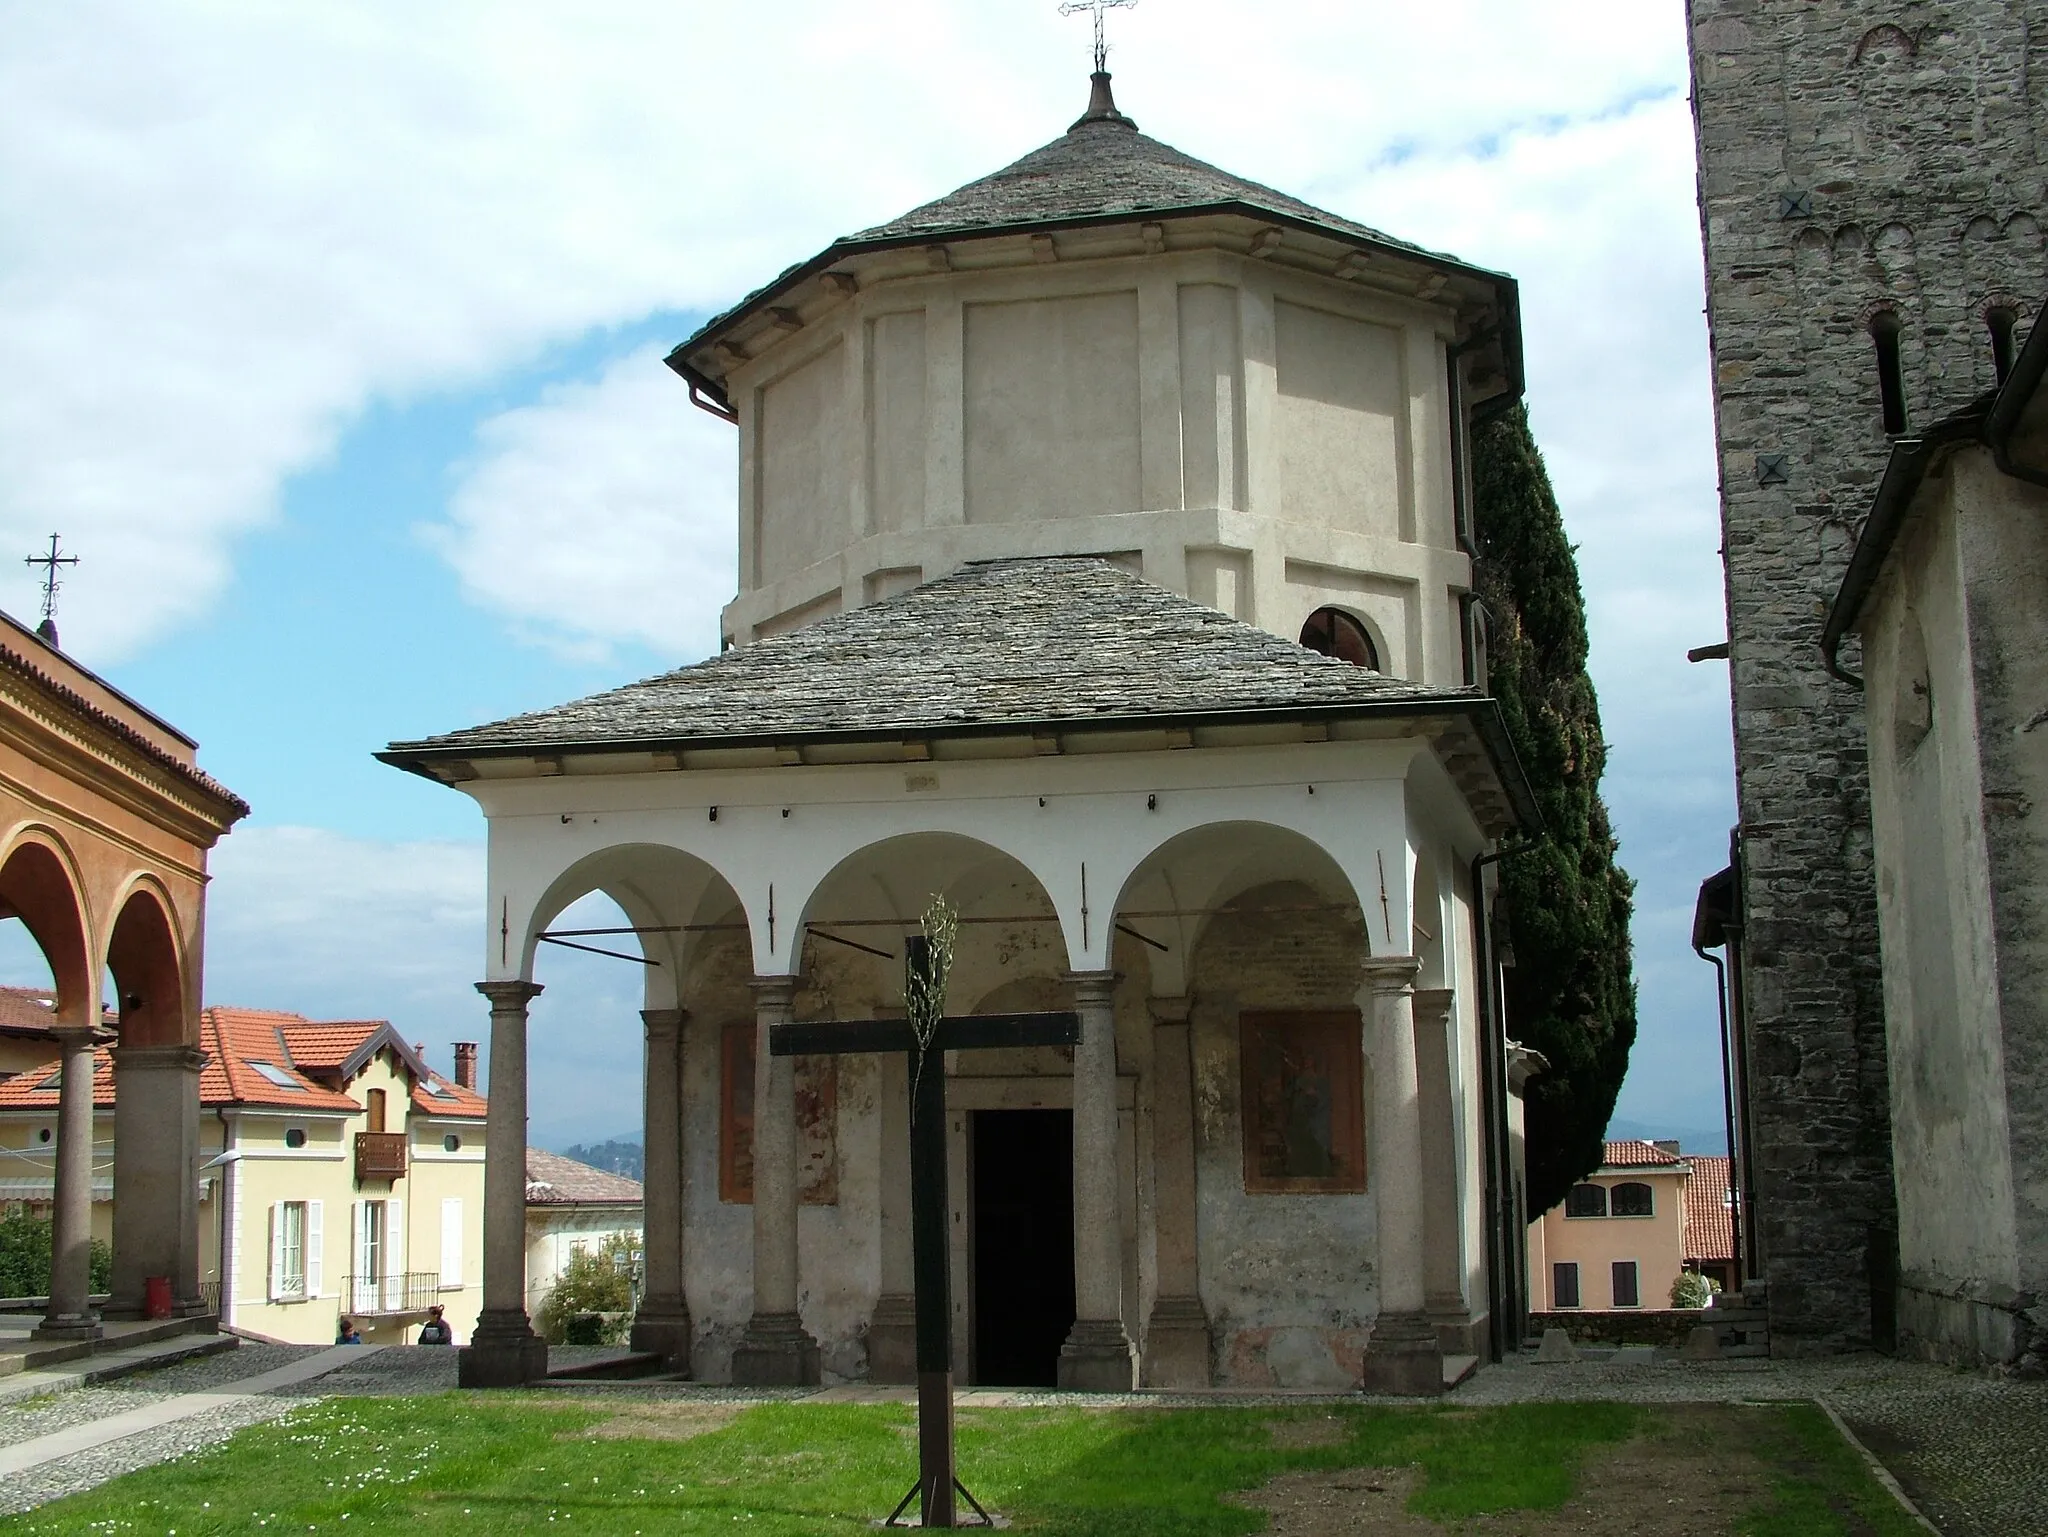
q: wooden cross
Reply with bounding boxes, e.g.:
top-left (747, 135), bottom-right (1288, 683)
top-left (1059, 0), bottom-right (1137, 73)
top-left (771, 932), bottom-right (1080, 1529)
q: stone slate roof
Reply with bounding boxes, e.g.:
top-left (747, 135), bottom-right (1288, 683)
top-left (848, 101), bottom-right (1433, 255)
top-left (386, 558), bottom-right (1482, 760)
top-left (526, 1148), bottom-right (643, 1207)
top-left (669, 77), bottom-right (1513, 383)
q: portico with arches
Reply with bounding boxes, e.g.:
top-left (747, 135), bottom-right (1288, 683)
top-left (383, 64), bottom-right (1538, 1393)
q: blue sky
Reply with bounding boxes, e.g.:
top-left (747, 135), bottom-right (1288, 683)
top-left (0, 1), bottom-right (1735, 1152)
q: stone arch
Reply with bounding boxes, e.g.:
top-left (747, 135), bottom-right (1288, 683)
top-left (1852, 23), bottom-right (1922, 66)
top-left (1110, 819), bottom-right (1374, 998)
top-left (1297, 605), bottom-right (1387, 674)
top-left (793, 831), bottom-right (1081, 1016)
top-left (521, 842), bottom-right (750, 1010)
top-left (103, 879), bottom-right (188, 1048)
top-left (0, 828), bottom-right (94, 1026)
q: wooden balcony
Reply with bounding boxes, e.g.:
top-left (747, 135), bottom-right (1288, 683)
top-left (354, 1131), bottom-right (407, 1184)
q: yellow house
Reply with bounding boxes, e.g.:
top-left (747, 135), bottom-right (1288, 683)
top-left (1526, 1140), bottom-right (1693, 1312)
top-left (0, 1007), bottom-right (486, 1344)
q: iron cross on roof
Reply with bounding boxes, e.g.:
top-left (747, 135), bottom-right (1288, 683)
top-left (770, 903), bottom-right (1079, 1529)
top-left (23, 534), bottom-right (78, 646)
top-left (1060, 0), bottom-right (1137, 73)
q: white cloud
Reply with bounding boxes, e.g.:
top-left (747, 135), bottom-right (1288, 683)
top-left (429, 344), bottom-right (737, 660)
top-left (203, 825), bottom-right (483, 1059)
top-left (1, 0), bottom-right (1684, 663)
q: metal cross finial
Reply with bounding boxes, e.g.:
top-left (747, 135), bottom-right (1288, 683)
top-left (1060, 0), bottom-right (1136, 73)
top-left (24, 534), bottom-right (78, 632)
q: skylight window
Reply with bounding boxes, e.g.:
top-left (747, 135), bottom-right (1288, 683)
top-left (249, 1062), bottom-right (307, 1091)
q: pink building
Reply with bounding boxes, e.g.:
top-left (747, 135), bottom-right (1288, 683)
top-left (1527, 1141), bottom-right (1692, 1312)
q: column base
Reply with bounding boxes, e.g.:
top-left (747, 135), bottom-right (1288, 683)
top-left (866, 1293), bottom-right (917, 1385)
top-left (458, 1313), bottom-right (548, 1388)
top-left (33, 1314), bottom-right (102, 1343)
top-left (731, 1311), bottom-right (821, 1386)
top-left (629, 1304), bottom-right (694, 1375)
top-left (1140, 1296), bottom-right (1212, 1389)
top-left (1427, 1293), bottom-right (1480, 1357)
top-left (1361, 1311), bottom-right (1446, 1397)
top-left (1058, 1318), bottom-right (1136, 1392)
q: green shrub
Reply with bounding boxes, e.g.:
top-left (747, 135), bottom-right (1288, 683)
top-left (535, 1231), bottom-right (637, 1345)
top-left (1671, 1270), bottom-right (1719, 1309)
top-left (0, 1209), bottom-right (111, 1297)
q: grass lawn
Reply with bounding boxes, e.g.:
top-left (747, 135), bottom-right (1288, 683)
top-left (0, 1395), bottom-right (1926, 1536)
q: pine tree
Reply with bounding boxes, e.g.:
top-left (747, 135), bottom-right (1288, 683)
top-left (1472, 405), bottom-right (1639, 1216)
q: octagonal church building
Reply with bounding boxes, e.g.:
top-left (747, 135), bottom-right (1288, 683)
top-left (383, 71), bottom-right (1539, 1396)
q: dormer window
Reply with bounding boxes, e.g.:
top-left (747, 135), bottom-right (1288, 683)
top-left (250, 1062), bottom-right (307, 1093)
top-left (1300, 607), bottom-right (1381, 671)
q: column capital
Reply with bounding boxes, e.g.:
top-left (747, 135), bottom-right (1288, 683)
top-left (640, 1007), bottom-right (688, 1035)
top-left (476, 979), bottom-right (543, 1009)
top-left (1146, 994), bottom-right (1193, 1027)
top-left (748, 975), bottom-right (798, 1009)
top-left (48, 1024), bottom-right (99, 1048)
top-left (1411, 988), bottom-right (1455, 1026)
top-left (1065, 970), bottom-right (1118, 1008)
top-left (1359, 955), bottom-right (1421, 996)
top-left (108, 1043), bottom-right (206, 1071)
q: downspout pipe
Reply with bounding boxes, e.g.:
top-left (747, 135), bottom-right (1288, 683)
top-left (1471, 841), bottom-right (1532, 1361)
top-left (1691, 930), bottom-right (1742, 1287)
top-left (209, 1110), bottom-right (237, 1326)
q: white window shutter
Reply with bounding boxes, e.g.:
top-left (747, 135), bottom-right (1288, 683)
top-left (267, 1202), bottom-right (284, 1303)
top-left (440, 1198), bottom-right (463, 1289)
top-left (305, 1200), bottom-right (324, 1298)
top-left (385, 1199), bottom-right (404, 1309)
top-left (352, 1200), bottom-right (368, 1313)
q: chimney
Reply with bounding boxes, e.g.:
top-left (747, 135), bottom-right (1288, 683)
top-left (454, 1042), bottom-right (478, 1090)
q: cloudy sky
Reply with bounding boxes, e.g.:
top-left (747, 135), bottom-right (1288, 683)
top-left (0, 0), bottom-right (1734, 1152)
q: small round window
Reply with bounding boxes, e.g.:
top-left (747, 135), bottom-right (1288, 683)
top-left (1300, 607), bottom-right (1381, 671)
top-left (284, 1128), bottom-right (307, 1150)
top-left (37, 1127), bottom-right (52, 1144)
top-left (443, 1134), bottom-right (462, 1153)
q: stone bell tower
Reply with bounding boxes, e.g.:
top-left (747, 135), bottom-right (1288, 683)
top-left (666, 72), bottom-right (1524, 693)
top-left (1689, 1), bottom-right (2048, 1351)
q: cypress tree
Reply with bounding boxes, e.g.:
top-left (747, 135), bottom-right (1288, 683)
top-left (1472, 404), bottom-right (1638, 1216)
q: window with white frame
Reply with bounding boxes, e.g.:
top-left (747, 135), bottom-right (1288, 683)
top-left (268, 1200), bottom-right (322, 1301)
top-left (439, 1198), bottom-right (463, 1290)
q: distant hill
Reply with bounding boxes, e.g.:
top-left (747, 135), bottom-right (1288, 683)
top-left (558, 1137), bottom-right (643, 1181)
top-left (1606, 1118), bottom-right (1728, 1157)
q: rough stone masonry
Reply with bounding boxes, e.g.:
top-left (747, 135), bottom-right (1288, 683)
top-left (1687, 0), bottom-right (2048, 1349)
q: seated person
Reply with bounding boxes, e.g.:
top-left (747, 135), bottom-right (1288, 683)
top-left (335, 1318), bottom-right (363, 1345)
top-left (417, 1304), bottom-right (453, 1345)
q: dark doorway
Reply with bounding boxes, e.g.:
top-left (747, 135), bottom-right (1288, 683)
top-left (971, 1108), bottom-right (1075, 1386)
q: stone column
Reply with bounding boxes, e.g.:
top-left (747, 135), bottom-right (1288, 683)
top-left (37, 1027), bottom-right (101, 1340)
top-left (1412, 988), bottom-right (1470, 1351)
top-left (109, 1043), bottom-right (204, 1318)
top-left (732, 977), bottom-right (821, 1385)
top-left (1060, 970), bottom-right (1135, 1390)
top-left (1141, 995), bottom-right (1210, 1387)
top-left (630, 1007), bottom-right (692, 1371)
top-left (1359, 956), bottom-right (1444, 1395)
top-left (460, 980), bottom-right (548, 1388)
top-left (866, 1046), bottom-right (916, 1383)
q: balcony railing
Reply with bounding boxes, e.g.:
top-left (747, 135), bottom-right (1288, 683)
top-left (342, 1271), bottom-right (440, 1316)
top-left (354, 1132), bottom-right (407, 1184)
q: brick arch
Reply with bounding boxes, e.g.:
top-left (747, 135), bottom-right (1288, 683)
top-left (1851, 24), bottom-right (1922, 66)
top-left (104, 880), bottom-right (188, 1048)
top-left (0, 829), bottom-right (94, 1027)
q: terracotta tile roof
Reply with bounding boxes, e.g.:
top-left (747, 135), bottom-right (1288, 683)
top-left (0, 1007), bottom-right (487, 1118)
top-left (0, 1045), bottom-right (113, 1107)
top-left (199, 1008), bottom-right (362, 1111)
top-left (1600, 1139), bottom-right (1688, 1169)
top-left (526, 1148), bottom-right (643, 1207)
top-left (413, 1069), bottom-right (488, 1119)
top-left (1685, 1154), bottom-right (1737, 1264)
top-left (0, 986), bottom-right (117, 1039)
